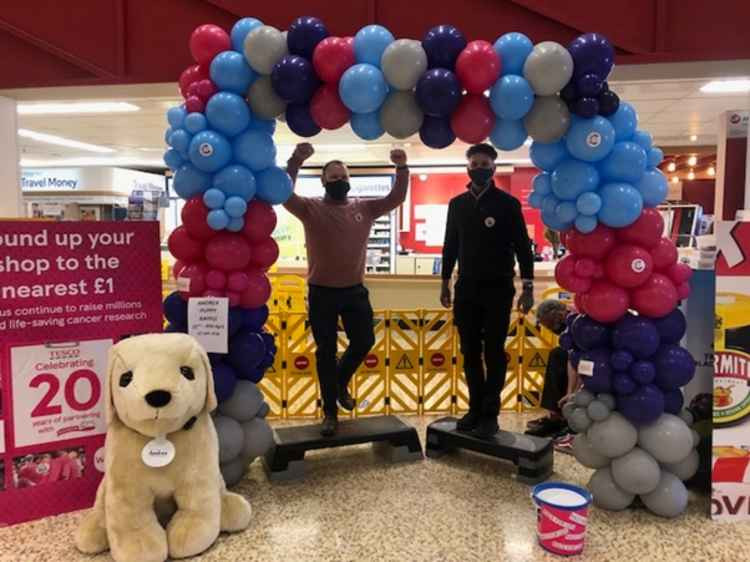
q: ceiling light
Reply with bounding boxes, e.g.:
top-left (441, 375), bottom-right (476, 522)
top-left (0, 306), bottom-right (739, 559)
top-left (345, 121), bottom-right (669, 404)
top-left (419, 174), bottom-right (428, 181)
top-left (687, 170), bottom-right (695, 180)
top-left (671, 176), bottom-right (679, 184)
top-left (687, 155), bottom-right (697, 167)
top-left (708, 166), bottom-right (716, 177)
top-left (667, 162), bottom-right (676, 172)
top-left (700, 79), bottom-right (750, 93)
top-left (18, 102), bottom-right (140, 115)
top-left (690, 134), bottom-right (698, 142)
top-left (18, 129), bottom-right (115, 153)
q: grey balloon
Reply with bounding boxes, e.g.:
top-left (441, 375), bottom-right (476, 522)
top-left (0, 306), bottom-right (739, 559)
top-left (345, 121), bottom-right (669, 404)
top-left (524, 96), bottom-right (571, 143)
top-left (611, 447), bottom-right (661, 495)
top-left (662, 449), bottom-right (700, 481)
top-left (587, 400), bottom-right (611, 422)
top-left (244, 25), bottom-right (288, 75)
top-left (380, 91), bottom-right (424, 139)
top-left (572, 433), bottom-right (610, 469)
top-left (214, 415), bottom-right (245, 463)
top-left (218, 380), bottom-right (265, 422)
top-left (562, 400), bottom-right (577, 419)
top-left (638, 413), bottom-right (694, 464)
top-left (220, 455), bottom-right (248, 488)
top-left (523, 41), bottom-right (574, 96)
top-left (381, 39), bottom-right (428, 91)
top-left (679, 409), bottom-right (695, 426)
top-left (574, 389), bottom-right (595, 408)
top-left (248, 76), bottom-right (287, 119)
top-left (597, 393), bottom-right (616, 410)
top-left (691, 429), bottom-right (701, 448)
top-left (241, 417), bottom-right (274, 460)
top-left (257, 401), bottom-right (270, 418)
top-left (587, 412), bottom-right (638, 458)
top-left (588, 467), bottom-right (635, 511)
top-left (568, 407), bottom-right (592, 433)
top-left (640, 471), bottom-right (689, 518)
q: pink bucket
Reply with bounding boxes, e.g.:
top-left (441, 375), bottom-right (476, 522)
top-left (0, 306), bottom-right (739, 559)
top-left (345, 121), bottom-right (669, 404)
top-left (532, 482), bottom-right (592, 556)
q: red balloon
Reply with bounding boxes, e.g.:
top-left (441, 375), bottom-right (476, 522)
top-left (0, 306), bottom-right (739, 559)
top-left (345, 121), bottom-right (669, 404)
top-left (182, 197), bottom-right (215, 240)
top-left (205, 233), bottom-right (252, 272)
top-left (240, 272), bottom-right (272, 309)
top-left (677, 282), bottom-right (691, 300)
top-left (179, 64), bottom-right (210, 98)
top-left (592, 263), bottom-right (605, 279)
top-left (604, 244), bottom-right (654, 288)
top-left (251, 237), bottom-right (280, 269)
top-left (667, 262), bottom-right (693, 285)
top-left (243, 201), bottom-right (277, 241)
top-left (227, 291), bottom-right (242, 307)
top-left (191, 79), bottom-right (218, 101)
top-left (574, 257), bottom-right (597, 278)
top-left (455, 40), bottom-right (501, 94)
top-left (203, 289), bottom-right (225, 298)
top-left (173, 260), bottom-right (186, 280)
top-left (631, 274), bottom-right (678, 318)
top-left (310, 84), bottom-right (351, 130)
top-left (566, 224), bottom-right (616, 260)
top-left (650, 237), bottom-right (678, 270)
top-left (574, 292), bottom-right (587, 312)
top-left (185, 96), bottom-right (205, 113)
top-left (555, 255), bottom-right (591, 293)
top-left (177, 263), bottom-right (208, 299)
top-left (168, 226), bottom-right (204, 262)
top-left (313, 37), bottom-right (355, 83)
top-left (205, 269), bottom-right (227, 290)
top-left (190, 24), bottom-right (231, 65)
top-left (617, 208), bottom-right (664, 249)
top-left (583, 281), bottom-right (630, 323)
top-left (227, 272), bottom-right (250, 292)
top-left (450, 95), bottom-right (495, 144)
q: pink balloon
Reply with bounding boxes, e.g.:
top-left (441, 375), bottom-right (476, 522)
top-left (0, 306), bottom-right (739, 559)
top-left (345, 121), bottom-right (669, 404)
top-left (251, 237), bottom-right (280, 270)
top-left (631, 274), bottom-right (678, 318)
top-left (227, 291), bottom-right (242, 307)
top-left (227, 272), bottom-right (250, 292)
top-left (206, 269), bottom-right (227, 290)
top-left (185, 95), bottom-right (205, 113)
top-left (617, 208), bottom-right (664, 249)
top-left (650, 237), bottom-right (678, 270)
top-left (592, 263), bottom-right (605, 279)
top-left (583, 281), bottom-right (630, 323)
top-left (182, 197), bottom-right (215, 240)
top-left (177, 263), bottom-right (208, 299)
top-left (179, 64), bottom-right (209, 98)
top-left (604, 244), bottom-right (654, 288)
top-left (193, 79), bottom-right (218, 101)
top-left (677, 282), bottom-right (691, 300)
top-left (574, 292), bottom-right (587, 313)
top-left (173, 260), bottom-right (186, 280)
top-left (667, 262), bottom-right (693, 285)
top-left (168, 226), bottom-right (204, 262)
top-left (240, 272), bottom-right (272, 309)
top-left (566, 225), bottom-right (616, 260)
top-left (555, 255), bottom-right (592, 293)
top-left (574, 257), bottom-right (597, 278)
top-left (205, 233), bottom-right (252, 272)
top-left (243, 201), bottom-right (277, 242)
top-left (203, 289), bottom-right (225, 298)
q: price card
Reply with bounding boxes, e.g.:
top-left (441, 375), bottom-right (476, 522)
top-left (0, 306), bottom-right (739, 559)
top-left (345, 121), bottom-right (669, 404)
top-left (188, 297), bottom-right (228, 354)
top-left (577, 360), bottom-right (594, 377)
top-left (10, 340), bottom-right (111, 448)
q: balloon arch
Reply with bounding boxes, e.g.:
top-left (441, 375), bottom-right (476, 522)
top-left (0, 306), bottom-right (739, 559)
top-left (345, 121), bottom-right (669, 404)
top-left (162, 17), bottom-right (698, 516)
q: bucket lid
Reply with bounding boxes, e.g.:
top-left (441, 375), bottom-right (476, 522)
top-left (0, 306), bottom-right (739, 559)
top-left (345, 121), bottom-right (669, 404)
top-left (532, 481), bottom-right (592, 510)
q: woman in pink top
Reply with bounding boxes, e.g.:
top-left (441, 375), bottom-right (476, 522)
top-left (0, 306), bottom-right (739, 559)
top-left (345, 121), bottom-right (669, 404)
top-left (285, 143), bottom-right (410, 436)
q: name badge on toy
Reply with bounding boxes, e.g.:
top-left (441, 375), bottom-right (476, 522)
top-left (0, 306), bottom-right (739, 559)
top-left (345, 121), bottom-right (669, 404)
top-left (484, 216), bottom-right (496, 228)
top-left (142, 435), bottom-right (175, 468)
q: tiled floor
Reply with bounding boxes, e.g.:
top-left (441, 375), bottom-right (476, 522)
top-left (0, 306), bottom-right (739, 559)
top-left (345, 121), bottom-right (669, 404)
top-left (1, 413), bottom-right (747, 562)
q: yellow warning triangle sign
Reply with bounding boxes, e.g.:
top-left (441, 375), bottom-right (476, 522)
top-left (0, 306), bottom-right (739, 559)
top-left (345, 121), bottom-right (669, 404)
top-left (529, 352), bottom-right (546, 368)
top-left (396, 353), bottom-right (414, 370)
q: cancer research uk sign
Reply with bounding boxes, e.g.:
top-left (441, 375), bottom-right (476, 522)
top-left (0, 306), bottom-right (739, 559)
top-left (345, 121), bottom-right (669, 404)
top-left (0, 221), bottom-right (163, 526)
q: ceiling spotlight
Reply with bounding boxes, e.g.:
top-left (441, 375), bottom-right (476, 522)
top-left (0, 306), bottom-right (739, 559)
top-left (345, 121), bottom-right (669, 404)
top-left (690, 134), bottom-right (698, 142)
top-left (667, 161), bottom-right (676, 172)
top-left (687, 155), bottom-right (697, 167)
top-left (671, 176), bottom-right (679, 184)
top-left (687, 170), bottom-right (695, 180)
top-left (708, 166), bottom-right (716, 177)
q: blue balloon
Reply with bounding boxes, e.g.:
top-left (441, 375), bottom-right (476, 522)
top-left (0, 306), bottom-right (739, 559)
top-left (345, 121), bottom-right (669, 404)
top-left (637, 168), bottom-right (668, 207)
top-left (630, 360), bottom-right (657, 384)
top-left (205, 92), bottom-right (251, 137)
top-left (225, 196), bottom-right (247, 218)
top-left (165, 126), bottom-right (174, 145)
top-left (212, 362), bottom-right (238, 403)
top-left (576, 191), bottom-right (602, 215)
top-left (599, 141), bottom-right (647, 183)
top-left (203, 188), bottom-right (226, 210)
top-left (574, 215), bottom-right (598, 233)
top-left (173, 164), bottom-right (211, 199)
top-left (490, 119), bottom-right (527, 150)
top-left (287, 16), bottom-right (329, 59)
top-left (530, 140), bottom-right (568, 171)
top-left (250, 116), bottom-right (277, 135)
top-left (169, 129), bottom-right (191, 153)
top-left (415, 68), bottom-right (461, 117)
top-left (617, 384), bottom-right (664, 425)
top-left (354, 25), bottom-right (394, 66)
top-left (610, 350), bottom-right (635, 371)
top-left (164, 148), bottom-right (184, 171)
top-left (207, 209), bottom-right (230, 230)
top-left (419, 115), bottom-right (455, 148)
top-left (494, 32), bottom-right (533, 76)
top-left (422, 25), bottom-right (467, 70)
top-left (163, 291), bottom-right (188, 326)
top-left (566, 117), bottom-right (616, 162)
top-left (542, 194), bottom-right (559, 216)
top-left (489, 75), bottom-right (534, 120)
top-left (532, 172), bottom-right (552, 195)
top-left (285, 103), bottom-right (321, 138)
top-left (167, 106), bottom-right (187, 129)
top-left (648, 147), bottom-right (664, 168)
top-left (551, 159), bottom-right (600, 200)
top-left (542, 206), bottom-right (573, 232)
top-left (256, 166), bottom-right (293, 205)
top-left (212, 165), bottom-right (256, 200)
top-left (556, 201), bottom-right (578, 223)
top-left (242, 306), bottom-right (270, 331)
top-left (663, 389), bottom-right (684, 415)
top-left (227, 217), bottom-right (244, 232)
top-left (233, 130), bottom-right (276, 171)
top-left (188, 130), bottom-right (232, 172)
top-left (613, 372), bottom-right (637, 395)
top-left (184, 112), bottom-right (207, 134)
top-left (613, 314), bottom-right (660, 359)
top-left (210, 51), bottom-right (256, 95)
top-left (632, 130), bottom-right (653, 152)
top-left (571, 315), bottom-right (610, 350)
top-left (598, 182), bottom-right (644, 227)
top-left (271, 55), bottom-right (319, 104)
top-left (608, 102), bottom-right (638, 141)
top-left (653, 344), bottom-right (695, 391)
top-left (231, 17), bottom-right (263, 52)
top-left (528, 191), bottom-right (543, 209)
top-left (340, 64), bottom-right (388, 114)
top-left (653, 309), bottom-right (687, 345)
top-left (351, 111), bottom-right (384, 140)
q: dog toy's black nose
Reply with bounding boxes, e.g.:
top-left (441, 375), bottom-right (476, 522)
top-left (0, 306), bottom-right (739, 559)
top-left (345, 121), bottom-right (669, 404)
top-left (145, 390), bottom-right (172, 408)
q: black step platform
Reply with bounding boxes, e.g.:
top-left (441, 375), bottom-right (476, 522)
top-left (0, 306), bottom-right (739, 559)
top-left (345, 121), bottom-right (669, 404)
top-left (425, 417), bottom-right (553, 484)
top-left (264, 415), bottom-right (423, 481)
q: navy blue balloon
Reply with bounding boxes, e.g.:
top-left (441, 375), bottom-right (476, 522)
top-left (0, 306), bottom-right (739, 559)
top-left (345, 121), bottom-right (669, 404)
top-left (558, 331), bottom-right (574, 351)
top-left (598, 90), bottom-right (620, 116)
top-left (228, 307), bottom-right (244, 337)
top-left (243, 366), bottom-right (266, 383)
top-left (228, 331), bottom-right (267, 378)
top-left (630, 360), bottom-right (656, 385)
top-left (271, 55), bottom-right (319, 104)
top-left (654, 344), bottom-right (696, 391)
top-left (580, 348), bottom-right (613, 394)
top-left (574, 97), bottom-right (599, 118)
top-left (613, 371), bottom-right (637, 395)
top-left (259, 352), bottom-right (275, 370)
top-left (212, 362), bottom-right (238, 402)
top-left (163, 291), bottom-right (188, 327)
top-left (571, 315), bottom-right (610, 351)
top-left (610, 350), bottom-right (634, 371)
top-left (653, 309), bottom-right (687, 344)
top-left (612, 314), bottom-right (660, 359)
top-left (415, 68), bottom-right (461, 117)
top-left (422, 25), bottom-right (467, 70)
top-left (663, 389), bottom-right (685, 415)
top-left (419, 115), bottom-right (456, 148)
top-left (617, 384), bottom-right (664, 425)
top-left (242, 306), bottom-right (270, 331)
top-left (560, 82), bottom-right (578, 103)
top-left (286, 103), bottom-right (322, 137)
top-left (568, 33), bottom-right (615, 79)
top-left (565, 313), bottom-right (579, 328)
top-left (287, 16), bottom-right (329, 59)
top-left (576, 73), bottom-right (604, 97)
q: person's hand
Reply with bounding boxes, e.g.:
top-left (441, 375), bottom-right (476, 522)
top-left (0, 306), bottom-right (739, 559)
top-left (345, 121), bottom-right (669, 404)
top-left (440, 282), bottom-right (452, 309)
top-left (390, 148), bottom-right (407, 167)
top-left (293, 142), bottom-right (314, 162)
top-left (558, 393), bottom-right (575, 408)
top-left (517, 285), bottom-right (534, 314)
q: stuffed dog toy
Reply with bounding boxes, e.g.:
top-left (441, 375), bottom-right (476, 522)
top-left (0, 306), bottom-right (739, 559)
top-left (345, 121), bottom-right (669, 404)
top-left (75, 333), bottom-right (252, 562)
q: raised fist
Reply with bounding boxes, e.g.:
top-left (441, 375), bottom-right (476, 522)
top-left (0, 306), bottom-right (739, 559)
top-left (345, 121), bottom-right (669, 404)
top-left (390, 148), bottom-right (407, 167)
top-left (293, 142), bottom-right (314, 162)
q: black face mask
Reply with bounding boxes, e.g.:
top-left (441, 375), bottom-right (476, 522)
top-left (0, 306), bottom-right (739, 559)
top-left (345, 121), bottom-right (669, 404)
top-left (468, 167), bottom-right (494, 187)
top-left (324, 179), bottom-right (350, 201)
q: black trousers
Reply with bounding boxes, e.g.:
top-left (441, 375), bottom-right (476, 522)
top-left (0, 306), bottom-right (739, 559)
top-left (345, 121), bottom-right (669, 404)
top-left (453, 278), bottom-right (515, 417)
top-left (308, 284), bottom-right (375, 417)
top-left (540, 347), bottom-right (569, 414)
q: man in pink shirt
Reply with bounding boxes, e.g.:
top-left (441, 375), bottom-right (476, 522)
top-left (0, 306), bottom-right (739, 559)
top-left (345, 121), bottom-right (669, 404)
top-left (286, 143), bottom-right (409, 436)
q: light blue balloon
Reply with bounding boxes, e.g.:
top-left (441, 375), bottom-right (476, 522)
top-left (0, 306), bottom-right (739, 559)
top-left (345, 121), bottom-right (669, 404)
top-left (233, 130), bottom-right (276, 171)
top-left (169, 129), bottom-right (192, 153)
top-left (212, 164), bottom-right (256, 200)
top-left (528, 191), bottom-right (543, 209)
top-left (206, 92), bottom-right (251, 137)
top-left (556, 201), bottom-right (578, 223)
top-left (632, 130), bottom-right (653, 152)
top-left (648, 147), bottom-right (664, 168)
top-left (542, 206), bottom-right (573, 232)
top-left (184, 112), bottom-right (208, 134)
top-left (211, 51), bottom-right (257, 95)
top-left (494, 32), bottom-right (533, 76)
top-left (207, 209), bottom-right (230, 231)
top-left (566, 117), bottom-right (616, 162)
top-left (351, 111), bottom-right (384, 140)
top-left (551, 159), bottom-right (600, 200)
top-left (203, 188), bottom-right (226, 210)
top-left (489, 75), bottom-right (534, 120)
top-left (532, 172), bottom-right (552, 196)
top-left (227, 217), bottom-right (245, 232)
top-left (575, 214), bottom-right (598, 234)
top-left (354, 25), bottom-right (394, 65)
top-left (598, 183), bottom-right (644, 227)
top-left (173, 164), bottom-right (211, 199)
top-left (576, 191), bottom-right (602, 215)
top-left (251, 116), bottom-right (276, 135)
top-left (490, 118), bottom-right (527, 150)
top-left (231, 17), bottom-right (263, 52)
top-left (637, 168), bottom-right (668, 207)
top-left (225, 196), bottom-right (248, 218)
top-left (599, 141), bottom-right (647, 183)
top-left (608, 102), bottom-right (638, 141)
top-left (165, 126), bottom-right (174, 145)
top-left (256, 166), bottom-right (293, 205)
top-left (167, 106), bottom-right (187, 129)
top-left (542, 194), bottom-right (560, 216)
top-left (530, 140), bottom-right (568, 171)
top-left (164, 149), bottom-right (184, 171)
top-left (340, 64), bottom-right (388, 114)
top-left (189, 130), bottom-right (233, 172)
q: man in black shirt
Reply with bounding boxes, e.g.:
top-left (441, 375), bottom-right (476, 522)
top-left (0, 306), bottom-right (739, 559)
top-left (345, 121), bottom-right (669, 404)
top-left (441, 143), bottom-right (535, 438)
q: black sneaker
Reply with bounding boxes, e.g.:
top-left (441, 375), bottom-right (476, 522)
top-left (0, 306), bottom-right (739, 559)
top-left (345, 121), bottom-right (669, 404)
top-left (320, 416), bottom-right (338, 437)
top-left (456, 411), bottom-right (481, 432)
top-left (525, 417), bottom-right (566, 437)
top-left (474, 416), bottom-right (500, 439)
top-left (337, 385), bottom-right (356, 411)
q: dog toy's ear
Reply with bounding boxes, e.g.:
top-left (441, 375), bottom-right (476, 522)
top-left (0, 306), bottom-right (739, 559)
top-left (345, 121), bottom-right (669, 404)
top-left (105, 346), bottom-right (121, 425)
top-left (198, 344), bottom-right (218, 413)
